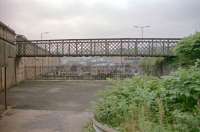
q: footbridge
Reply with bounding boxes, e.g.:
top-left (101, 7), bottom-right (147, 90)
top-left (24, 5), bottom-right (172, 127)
top-left (17, 38), bottom-right (181, 57)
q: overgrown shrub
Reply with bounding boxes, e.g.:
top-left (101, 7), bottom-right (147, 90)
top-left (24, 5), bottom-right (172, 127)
top-left (94, 76), bottom-right (167, 131)
top-left (94, 61), bottom-right (200, 132)
top-left (93, 33), bottom-right (200, 131)
top-left (161, 60), bottom-right (200, 131)
top-left (139, 57), bottom-right (176, 76)
top-left (174, 32), bottom-right (200, 66)
top-left (140, 57), bottom-right (164, 76)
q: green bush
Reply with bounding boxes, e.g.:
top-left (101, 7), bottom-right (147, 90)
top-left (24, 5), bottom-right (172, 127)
top-left (94, 61), bottom-right (200, 132)
top-left (139, 57), bottom-right (176, 76)
top-left (174, 32), bottom-right (200, 66)
top-left (94, 76), bottom-right (166, 131)
top-left (161, 61), bottom-right (200, 131)
top-left (93, 33), bottom-right (200, 132)
top-left (140, 57), bottom-right (164, 76)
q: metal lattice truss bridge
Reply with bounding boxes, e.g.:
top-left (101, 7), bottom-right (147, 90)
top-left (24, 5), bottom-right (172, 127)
top-left (17, 38), bottom-right (181, 57)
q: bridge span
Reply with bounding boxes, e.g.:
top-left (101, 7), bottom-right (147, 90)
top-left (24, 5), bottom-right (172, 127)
top-left (17, 38), bottom-right (181, 57)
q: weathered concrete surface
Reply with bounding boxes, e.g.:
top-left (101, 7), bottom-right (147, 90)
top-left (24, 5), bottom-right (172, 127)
top-left (0, 109), bottom-right (92, 132)
top-left (0, 80), bottom-right (110, 132)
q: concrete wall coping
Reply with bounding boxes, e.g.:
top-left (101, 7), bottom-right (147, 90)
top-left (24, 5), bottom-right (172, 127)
top-left (0, 21), bottom-right (15, 35)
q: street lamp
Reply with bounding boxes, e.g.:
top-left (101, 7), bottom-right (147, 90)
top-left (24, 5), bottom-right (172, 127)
top-left (40, 32), bottom-right (50, 73)
top-left (41, 32), bottom-right (49, 40)
top-left (134, 25), bottom-right (150, 38)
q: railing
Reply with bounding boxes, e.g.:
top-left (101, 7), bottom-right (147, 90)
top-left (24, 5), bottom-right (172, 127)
top-left (16, 38), bottom-right (181, 57)
top-left (24, 66), bottom-right (135, 80)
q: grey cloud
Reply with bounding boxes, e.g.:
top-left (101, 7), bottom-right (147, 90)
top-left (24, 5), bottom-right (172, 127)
top-left (0, 0), bottom-right (200, 39)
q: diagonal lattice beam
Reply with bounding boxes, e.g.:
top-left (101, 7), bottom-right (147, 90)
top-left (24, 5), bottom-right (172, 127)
top-left (16, 38), bottom-right (181, 57)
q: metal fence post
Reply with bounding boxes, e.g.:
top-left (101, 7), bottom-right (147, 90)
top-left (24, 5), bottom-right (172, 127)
top-left (4, 66), bottom-right (7, 110)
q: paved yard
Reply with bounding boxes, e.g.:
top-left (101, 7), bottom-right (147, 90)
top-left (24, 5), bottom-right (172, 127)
top-left (0, 80), bottom-right (110, 132)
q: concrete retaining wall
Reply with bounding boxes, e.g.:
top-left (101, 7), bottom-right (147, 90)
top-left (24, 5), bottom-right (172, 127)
top-left (15, 35), bottom-right (60, 82)
top-left (16, 57), bottom-right (60, 82)
top-left (0, 21), bottom-right (60, 92)
top-left (0, 21), bottom-right (16, 91)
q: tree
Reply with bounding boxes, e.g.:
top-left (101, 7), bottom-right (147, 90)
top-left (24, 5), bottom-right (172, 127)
top-left (175, 32), bottom-right (200, 66)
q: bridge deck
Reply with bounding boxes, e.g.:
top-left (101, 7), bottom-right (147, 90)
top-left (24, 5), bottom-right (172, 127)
top-left (16, 38), bottom-right (180, 57)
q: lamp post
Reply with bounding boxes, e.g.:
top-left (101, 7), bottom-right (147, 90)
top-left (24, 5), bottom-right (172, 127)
top-left (41, 32), bottom-right (49, 40)
top-left (40, 32), bottom-right (49, 76)
top-left (134, 25), bottom-right (150, 38)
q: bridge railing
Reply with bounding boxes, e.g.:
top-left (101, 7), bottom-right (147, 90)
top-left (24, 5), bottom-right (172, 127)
top-left (16, 38), bottom-right (181, 57)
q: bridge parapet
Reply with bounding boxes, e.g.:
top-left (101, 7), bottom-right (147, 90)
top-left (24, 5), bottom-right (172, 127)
top-left (17, 38), bottom-right (181, 57)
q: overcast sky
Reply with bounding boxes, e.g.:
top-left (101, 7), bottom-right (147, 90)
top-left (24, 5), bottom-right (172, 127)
top-left (0, 0), bottom-right (200, 40)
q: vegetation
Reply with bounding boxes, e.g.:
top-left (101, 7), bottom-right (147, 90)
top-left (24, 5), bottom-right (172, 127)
top-left (94, 62), bottom-right (200, 131)
top-left (90, 33), bottom-right (200, 132)
top-left (139, 57), bottom-right (165, 76)
top-left (161, 61), bottom-right (200, 131)
top-left (174, 32), bottom-right (200, 66)
top-left (139, 56), bottom-right (178, 77)
top-left (83, 121), bottom-right (95, 132)
top-left (140, 32), bottom-right (200, 76)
